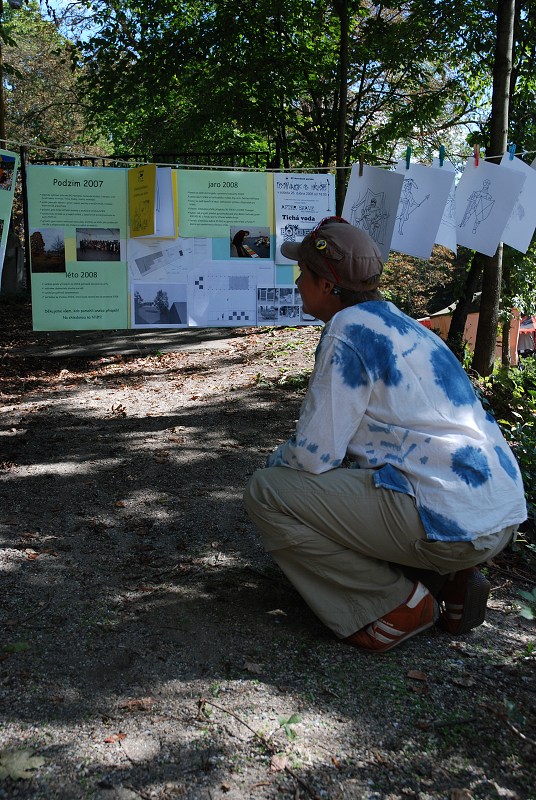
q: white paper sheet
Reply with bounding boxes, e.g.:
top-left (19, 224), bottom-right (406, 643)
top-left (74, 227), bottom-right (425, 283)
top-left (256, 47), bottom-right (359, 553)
top-left (274, 173), bottom-right (336, 264)
top-left (499, 153), bottom-right (536, 253)
top-left (429, 158), bottom-right (457, 253)
top-left (342, 164), bottom-right (404, 262)
top-left (455, 157), bottom-right (525, 256)
top-left (188, 262), bottom-right (257, 327)
top-left (391, 161), bottom-right (456, 259)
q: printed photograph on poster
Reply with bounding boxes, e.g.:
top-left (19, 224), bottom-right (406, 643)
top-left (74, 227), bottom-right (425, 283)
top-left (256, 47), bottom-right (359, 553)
top-left (499, 153), bottom-right (536, 254)
top-left (230, 226), bottom-right (271, 258)
top-left (391, 161), bottom-right (455, 259)
top-left (188, 265), bottom-right (257, 327)
top-left (132, 282), bottom-right (188, 327)
top-left (0, 155), bottom-right (16, 191)
top-left (342, 164), bottom-right (404, 262)
top-left (76, 228), bottom-right (121, 262)
top-left (30, 227), bottom-right (66, 273)
top-left (274, 173), bottom-right (335, 264)
top-left (257, 286), bottom-right (320, 326)
top-left (431, 158), bottom-right (457, 252)
top-left (455, 158), bottom-right (525, 256)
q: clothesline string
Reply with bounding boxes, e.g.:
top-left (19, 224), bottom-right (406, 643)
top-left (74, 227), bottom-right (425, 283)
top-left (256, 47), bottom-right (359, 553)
top-left (4, 138), bottom-right (536, 171)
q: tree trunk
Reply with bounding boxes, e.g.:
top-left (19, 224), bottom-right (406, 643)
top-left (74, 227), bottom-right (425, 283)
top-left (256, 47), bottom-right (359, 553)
top-left (501, 249), bottom-right (512, 365)
top-left (333, 0), bottom-right (349, 215)
top-left (472, 0), bottom-right (515, 376)
top-left (446, 253), bottom-right (483, 360)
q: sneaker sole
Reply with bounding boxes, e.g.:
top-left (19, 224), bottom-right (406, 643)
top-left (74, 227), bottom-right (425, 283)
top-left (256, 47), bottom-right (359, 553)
top-left (439, 570), bottom-right (491, 634)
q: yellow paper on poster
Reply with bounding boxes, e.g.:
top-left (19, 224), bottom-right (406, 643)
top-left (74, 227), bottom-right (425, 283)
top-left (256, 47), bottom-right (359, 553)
top-left (128, 163), bottom-right (157, 237)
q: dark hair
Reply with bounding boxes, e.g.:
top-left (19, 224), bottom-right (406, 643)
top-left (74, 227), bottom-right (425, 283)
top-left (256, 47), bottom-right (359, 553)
top-left (337, 286), bottom-right (383, 305)
top-left (309, 268), bottom-right (382, 305)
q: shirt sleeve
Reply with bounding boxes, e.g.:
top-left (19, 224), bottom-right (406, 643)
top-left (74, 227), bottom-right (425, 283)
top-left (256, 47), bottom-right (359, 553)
top-left (266, 331), bottom-right (372, 473)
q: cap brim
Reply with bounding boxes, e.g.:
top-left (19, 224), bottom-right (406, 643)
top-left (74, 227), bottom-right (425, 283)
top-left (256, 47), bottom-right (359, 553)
top-left (280, 240), bottom-right (300, 262)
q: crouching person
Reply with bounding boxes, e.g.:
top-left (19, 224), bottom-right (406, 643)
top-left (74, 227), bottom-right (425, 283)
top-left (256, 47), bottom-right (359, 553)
top-left (243, 217), bottom-right (526, 653)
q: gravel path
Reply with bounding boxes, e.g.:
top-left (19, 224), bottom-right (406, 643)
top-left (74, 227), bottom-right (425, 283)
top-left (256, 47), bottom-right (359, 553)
top-left (1, 307), bottom-right (535, 800)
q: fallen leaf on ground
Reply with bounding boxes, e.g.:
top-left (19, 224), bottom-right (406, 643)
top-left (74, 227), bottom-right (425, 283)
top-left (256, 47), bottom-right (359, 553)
top-left (0, 749), bottom-right (45, 780)
top-left (104, 732), bottom-right (127, 743)
top-left (118, 698), bottom-right (154, 712)
top-left (270, 753), bottom-right (287, 772)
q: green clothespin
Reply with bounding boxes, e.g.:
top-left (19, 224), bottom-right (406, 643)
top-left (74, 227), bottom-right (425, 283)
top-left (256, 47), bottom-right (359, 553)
top-left (405, 146), bottom-right (412, 170)
top-left (439, 145), bottom-right (445, 167)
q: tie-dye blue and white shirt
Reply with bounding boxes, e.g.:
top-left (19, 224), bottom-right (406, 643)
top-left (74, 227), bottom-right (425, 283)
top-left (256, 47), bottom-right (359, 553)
top-left (266, 301), bottom-right (527, 543)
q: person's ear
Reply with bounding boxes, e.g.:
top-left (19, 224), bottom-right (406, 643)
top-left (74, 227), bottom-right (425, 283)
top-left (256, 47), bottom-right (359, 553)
top-left (321, 278), bottom-right (335, 295)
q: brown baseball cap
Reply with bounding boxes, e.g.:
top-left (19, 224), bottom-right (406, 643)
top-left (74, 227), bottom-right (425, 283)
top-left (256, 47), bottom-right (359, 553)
top-left (280, 216), bottom-right (383, 291)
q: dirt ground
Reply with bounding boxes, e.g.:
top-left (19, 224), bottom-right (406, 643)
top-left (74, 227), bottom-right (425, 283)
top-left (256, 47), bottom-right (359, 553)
top-left (1, 299), bottom-right (535, 800)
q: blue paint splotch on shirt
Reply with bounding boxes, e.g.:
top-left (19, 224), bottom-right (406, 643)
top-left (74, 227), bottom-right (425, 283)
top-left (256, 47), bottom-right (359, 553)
top-left (494, 445), bottom-right (519, 482)
top-left (419, 505), bottom-right (473, 541)
top-left (362, 301), bottom-right (424, 336)
top-left (330, 338), bottom-right (368, 387)
top-left (430, 345), bottom-right (477, 407)
top-left (451, 445), bottom-right (491, 487)
top-left (337, 324), bottom-right (402, 387)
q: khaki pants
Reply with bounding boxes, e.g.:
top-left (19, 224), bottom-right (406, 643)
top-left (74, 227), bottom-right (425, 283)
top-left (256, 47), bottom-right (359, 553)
top-left (243, 466), bottom-right (516, 638)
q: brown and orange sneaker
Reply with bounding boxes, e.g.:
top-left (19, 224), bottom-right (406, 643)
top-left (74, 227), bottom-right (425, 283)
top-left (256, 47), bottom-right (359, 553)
top-left (344, 582), bottom-right (438, 653)
top-left (437, 567), bottom-right (491, 635)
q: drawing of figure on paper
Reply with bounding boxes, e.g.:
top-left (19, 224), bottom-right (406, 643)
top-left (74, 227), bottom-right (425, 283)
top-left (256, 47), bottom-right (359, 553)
top-left (512, 200), bottom-right (525, 224)
top-left (460, 179), bottom-right (495, 233)
top-left (441, 188), bottom-right (456, 231)
top-left (350, 189), bottom-right (389, 244)
top-left (396, 179), bottom-right (430, 235)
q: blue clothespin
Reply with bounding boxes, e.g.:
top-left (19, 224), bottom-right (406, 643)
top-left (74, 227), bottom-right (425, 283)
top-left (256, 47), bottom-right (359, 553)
top-left (509, 143), bottom-right (516, 160)
top-left (405, 146), bottom-right (412, 170)
top-left (439, 145), bottom-right (445, 167)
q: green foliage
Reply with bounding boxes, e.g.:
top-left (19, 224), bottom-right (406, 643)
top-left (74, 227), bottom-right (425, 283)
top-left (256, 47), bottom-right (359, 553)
top-left (3, 641), bottom-right (30, 653)
top-left (277, 713), bottom-right (302, 742)
top-left (4, 0), bottom-right (107, 151)
top-left (71, 0), bottom-right (485, 163)
top-left (518, 588), bottom-right (536, 621)
top-left (472, 359), bottom-right (536, 547)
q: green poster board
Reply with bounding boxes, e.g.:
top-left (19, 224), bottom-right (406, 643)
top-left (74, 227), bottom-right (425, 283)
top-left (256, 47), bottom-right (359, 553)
top-left (177, 170), bottom-right (273, 238)
top-left (0, 149), bottom-right (20, 282)
top-left (28, 165), bottom-right (129, 331)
